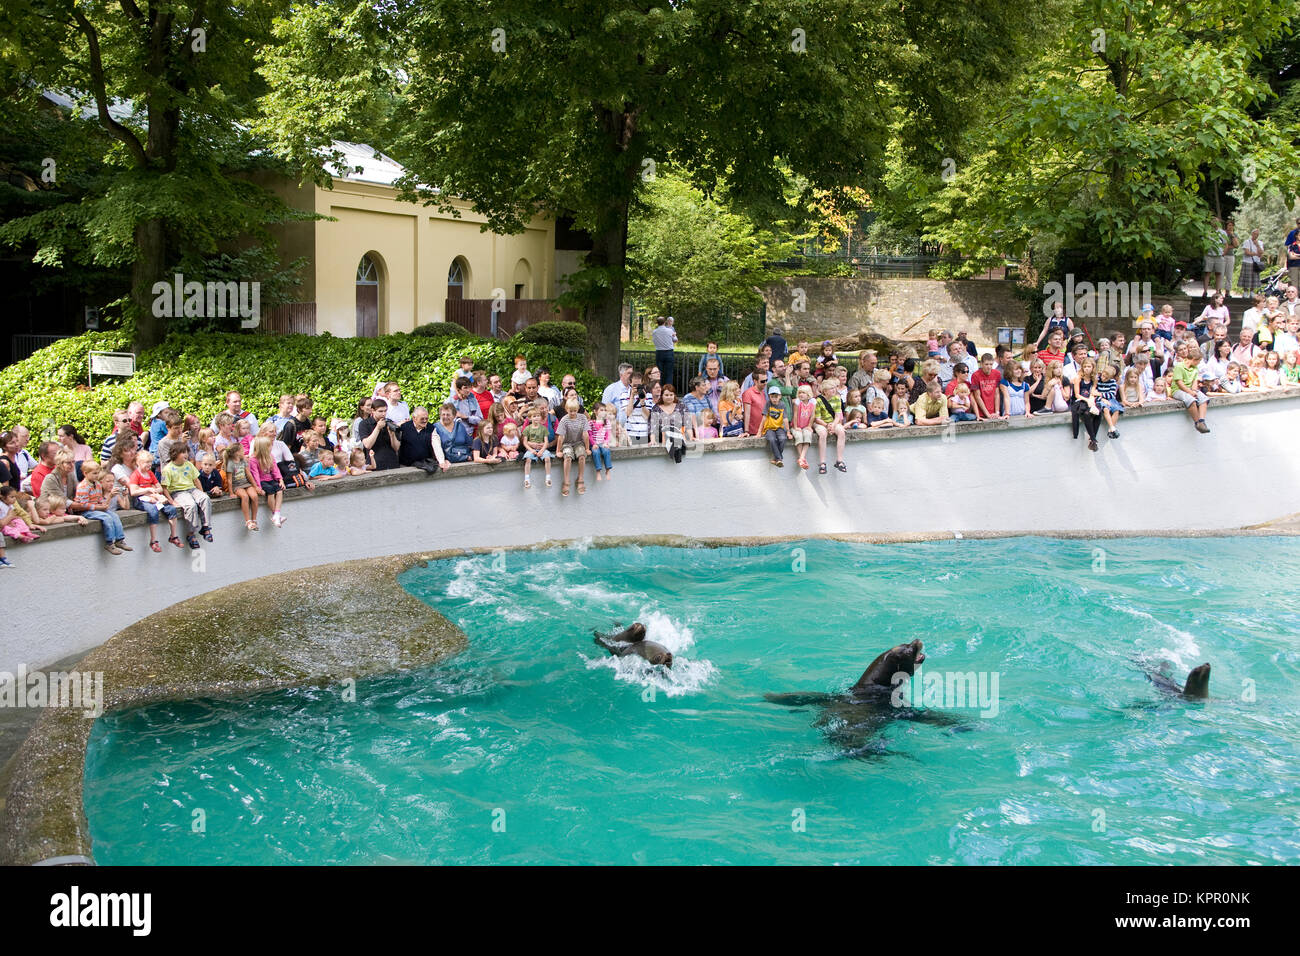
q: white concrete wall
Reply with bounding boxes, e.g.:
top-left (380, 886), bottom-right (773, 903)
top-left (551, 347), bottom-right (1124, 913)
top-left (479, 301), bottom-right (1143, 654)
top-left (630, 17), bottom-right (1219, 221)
top-left (4, 391), bottom-right (1298, 673)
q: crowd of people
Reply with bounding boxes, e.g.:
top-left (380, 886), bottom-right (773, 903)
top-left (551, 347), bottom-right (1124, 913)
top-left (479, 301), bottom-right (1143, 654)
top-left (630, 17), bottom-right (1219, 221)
top-left (2, 287), bottom-right (1298, 566)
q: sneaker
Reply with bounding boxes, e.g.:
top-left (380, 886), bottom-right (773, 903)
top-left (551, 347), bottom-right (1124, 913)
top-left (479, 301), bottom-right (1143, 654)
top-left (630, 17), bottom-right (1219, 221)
top-left (114, 540), bottom-right (133, 552)
top-left (1088, 439), bottom-right (1098, 452)
top-left (0, 557), bottom-right (13, 568)
top-left (1107, 429), bottom-right (1119, 439)
top-left (1196, 420), bottom-right (1210, 433)
top-left (271, 513), bottom-right (284, 528)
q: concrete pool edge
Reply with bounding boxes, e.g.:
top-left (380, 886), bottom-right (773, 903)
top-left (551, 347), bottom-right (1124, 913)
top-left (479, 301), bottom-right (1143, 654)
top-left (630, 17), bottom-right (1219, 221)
top-left (0, 552), bottom-right (469, 867)
top-left (7, 530), bottom-right (1300, 865)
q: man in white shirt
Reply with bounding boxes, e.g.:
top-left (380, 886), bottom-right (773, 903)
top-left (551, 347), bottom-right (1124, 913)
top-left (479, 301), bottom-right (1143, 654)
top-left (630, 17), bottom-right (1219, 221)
top-left (1283, 287), bottom-right (1300, 318)
top-left (210, 391), bottom-right (259, 434)
top-left (1241, 293), bottom-right (1265, 333)
top-left (601, 363), bottom-right (634, 409)
top-left (374, 382), bottom-right (410, 425)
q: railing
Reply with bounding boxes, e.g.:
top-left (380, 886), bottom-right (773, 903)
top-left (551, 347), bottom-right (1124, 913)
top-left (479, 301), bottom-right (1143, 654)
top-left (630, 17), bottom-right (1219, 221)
top-left (446, 299), bottom-right (579, 338)
top-left (626, 299), bottom-right (767, 346)
top-left (11, 334), bottom-right (70, 365)
top-left (617, 348), bottom-right (869, 390)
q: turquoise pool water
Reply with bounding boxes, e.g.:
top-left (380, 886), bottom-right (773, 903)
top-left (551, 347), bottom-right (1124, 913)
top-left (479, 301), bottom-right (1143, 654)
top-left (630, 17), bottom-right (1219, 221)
top-left (84, 538), bottom-right (1300, 865)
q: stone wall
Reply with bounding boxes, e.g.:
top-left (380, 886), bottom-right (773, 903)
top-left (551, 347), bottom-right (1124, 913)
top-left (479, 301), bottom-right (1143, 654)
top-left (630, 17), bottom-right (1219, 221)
top-left (759, 277), bottom-right (1253, 348)
top-left (761, 278), bottom-right (1029, 345)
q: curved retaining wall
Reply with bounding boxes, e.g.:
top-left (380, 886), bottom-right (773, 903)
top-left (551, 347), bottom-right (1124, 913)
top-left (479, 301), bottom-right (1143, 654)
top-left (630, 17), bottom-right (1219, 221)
top-left (4, 388), bottom-right (1300, 673)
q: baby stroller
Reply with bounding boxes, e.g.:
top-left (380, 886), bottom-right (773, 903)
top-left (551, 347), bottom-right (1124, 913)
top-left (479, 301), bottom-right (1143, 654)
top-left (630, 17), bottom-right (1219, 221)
top-left (1259, 265), bottom-right (1289, 299)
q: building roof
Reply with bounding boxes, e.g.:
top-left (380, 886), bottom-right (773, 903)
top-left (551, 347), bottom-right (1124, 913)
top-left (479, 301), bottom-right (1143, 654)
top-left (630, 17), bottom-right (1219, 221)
top-left (323, 141), bottom-right (408, 187)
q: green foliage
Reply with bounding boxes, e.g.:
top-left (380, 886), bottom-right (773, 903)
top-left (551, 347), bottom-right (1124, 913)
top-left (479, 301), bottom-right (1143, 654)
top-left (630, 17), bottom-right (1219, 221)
top-left (627, 171), bottom-right (793, 328)
top-left (925, 0), bottom-right (1300, 279)
top-left (0, 332), bottom-right (604, 455)
top-left (410, 322), bottom-right (479, 339)
top-left (514, 322), bottom-right (588, 351)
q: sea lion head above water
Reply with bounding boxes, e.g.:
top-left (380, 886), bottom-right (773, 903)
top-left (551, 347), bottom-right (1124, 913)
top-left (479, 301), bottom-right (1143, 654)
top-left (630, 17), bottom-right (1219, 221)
top-left (852, 639), bottom-right (925, 691)
top-left (1182, 663), bottom-right (1211, 698)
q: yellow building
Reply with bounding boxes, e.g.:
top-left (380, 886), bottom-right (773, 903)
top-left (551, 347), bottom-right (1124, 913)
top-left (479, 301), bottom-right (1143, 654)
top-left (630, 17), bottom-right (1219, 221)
top-left (258, 142), bottom-right (560, 337)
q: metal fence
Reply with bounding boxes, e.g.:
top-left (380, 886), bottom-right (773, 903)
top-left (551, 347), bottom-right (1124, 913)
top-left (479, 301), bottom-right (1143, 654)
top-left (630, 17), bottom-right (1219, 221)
top-left (11, 334), bottom-right (70, 365)
top-left (626, 299), bottom-right (767, 346)
top-left (617, 348), bottom-right (876, 391)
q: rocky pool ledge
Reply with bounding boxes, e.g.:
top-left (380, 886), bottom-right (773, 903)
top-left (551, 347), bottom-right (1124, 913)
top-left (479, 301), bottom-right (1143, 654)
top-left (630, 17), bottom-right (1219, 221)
top-left (0, 553), bottom-right (467, 866)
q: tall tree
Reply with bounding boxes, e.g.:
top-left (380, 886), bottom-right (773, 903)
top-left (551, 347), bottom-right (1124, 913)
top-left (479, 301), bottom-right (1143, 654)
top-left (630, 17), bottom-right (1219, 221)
top-left (0, 0), bottom-right (301, 348)
top-left (261, 0), bottom-right (1026, 377)
top-left (926, 0), bottom-right (1300, 279)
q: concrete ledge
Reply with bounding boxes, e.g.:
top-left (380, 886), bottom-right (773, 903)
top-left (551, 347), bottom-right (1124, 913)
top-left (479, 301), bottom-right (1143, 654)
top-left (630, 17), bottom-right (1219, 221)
top-left (4, 386), bottom-right (1300, 675)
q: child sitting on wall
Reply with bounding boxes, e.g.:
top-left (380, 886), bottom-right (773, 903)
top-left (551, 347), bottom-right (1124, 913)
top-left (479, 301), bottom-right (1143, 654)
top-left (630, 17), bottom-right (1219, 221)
top-left (308, 448), bottom-right (341, 480)
top-left (759, 385), bottom-right (790, 466)
top-left (347, 448), bottom-right (371, 476)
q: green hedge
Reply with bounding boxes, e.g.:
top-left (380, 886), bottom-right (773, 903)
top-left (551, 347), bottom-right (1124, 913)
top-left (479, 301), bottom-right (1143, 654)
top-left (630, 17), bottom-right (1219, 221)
top-left (0, 330), bottom-right (604, 453)
top-left (410, 322), bottom-right (478, 339)
top-left (515, 321), bottom-right (587, 351)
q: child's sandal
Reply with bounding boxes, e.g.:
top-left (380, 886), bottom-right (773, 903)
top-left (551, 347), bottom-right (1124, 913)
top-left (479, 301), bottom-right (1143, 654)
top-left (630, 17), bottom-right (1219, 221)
top-left (150, 540), bottom-right (162, 553)
top-left (561, 483), bottom-right (570, 497)
top-left (577, 480), bottom-right (586, 495)
top-left (524, 478), bottom-right (531, 489)
top-left (818, 462), bottom-right (827, 474)
top-left (168, 535), bottom-right (183, 549)
top-left (186, 534), bottom-right (201, 550)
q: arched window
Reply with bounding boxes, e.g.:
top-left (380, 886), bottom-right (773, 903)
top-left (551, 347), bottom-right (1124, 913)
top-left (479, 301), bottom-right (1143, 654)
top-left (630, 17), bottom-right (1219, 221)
top-left (356, 254), bottom-right (381, 337)
top-left (447, 257), bottom-right (467, 300)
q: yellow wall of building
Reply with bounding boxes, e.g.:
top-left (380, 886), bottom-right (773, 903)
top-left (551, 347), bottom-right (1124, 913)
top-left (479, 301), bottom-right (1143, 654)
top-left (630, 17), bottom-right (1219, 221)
top-left (307, 180), bottom-right (557, 337)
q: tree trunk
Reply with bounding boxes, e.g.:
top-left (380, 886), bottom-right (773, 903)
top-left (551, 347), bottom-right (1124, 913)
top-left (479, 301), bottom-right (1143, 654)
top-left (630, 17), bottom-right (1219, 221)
top-left (584, 204), bottom-right (630, 380)
top-left (132, 218), bottom-right (168, 351)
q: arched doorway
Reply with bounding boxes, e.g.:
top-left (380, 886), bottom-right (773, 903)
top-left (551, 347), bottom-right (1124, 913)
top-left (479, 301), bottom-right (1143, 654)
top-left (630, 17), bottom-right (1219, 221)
top-left (355, 254), bottom-right (381, 338)
top-left (447, 257), bottom-right (469, 300)
top-left (513, 258), bottom-right (532, 299)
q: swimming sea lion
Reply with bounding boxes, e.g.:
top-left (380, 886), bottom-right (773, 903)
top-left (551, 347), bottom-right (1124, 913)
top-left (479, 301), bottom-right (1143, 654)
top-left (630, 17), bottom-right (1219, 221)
top-left (593, 623), bottom-right (674, 669)
top-left (852, 639), bottom-right (927, 692)
top-left (1146, 662), bottom-right (1211, 699)
top-left (766, 640), bottom-right (964, 757)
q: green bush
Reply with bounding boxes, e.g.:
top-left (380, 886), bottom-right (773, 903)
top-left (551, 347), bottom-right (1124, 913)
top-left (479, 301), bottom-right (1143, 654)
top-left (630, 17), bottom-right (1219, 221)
top-left (0, 331), bottom-right (605, 454)
top-left (411, 322), bottom-right (477, 339)
top-left (515, 321), bottom-right (587, 351)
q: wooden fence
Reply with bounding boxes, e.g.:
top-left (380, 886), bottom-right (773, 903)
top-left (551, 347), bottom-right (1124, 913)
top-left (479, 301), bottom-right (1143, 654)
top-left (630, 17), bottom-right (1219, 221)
top-left (258, 303), bottom-right (317, 336)
top-left (445, 299), bottom-right (579, 339)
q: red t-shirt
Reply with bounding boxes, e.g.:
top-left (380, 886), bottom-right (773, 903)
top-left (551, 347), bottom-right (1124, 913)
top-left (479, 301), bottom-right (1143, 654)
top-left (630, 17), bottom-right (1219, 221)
top-left (741, 386), bottom-right (768, 435)
top-left (1037, 348), bottom-right (1065, 368)
top-left (970, 369), bottom-right (1002, 413)
top-left (129, 469), bottom-right (160, 491)
top-left (473, 388), bottom-right (494, 417)
top-left (30, 463), bottom-right (53, 498)
top-left (944, 378), bottom-right (968, 397)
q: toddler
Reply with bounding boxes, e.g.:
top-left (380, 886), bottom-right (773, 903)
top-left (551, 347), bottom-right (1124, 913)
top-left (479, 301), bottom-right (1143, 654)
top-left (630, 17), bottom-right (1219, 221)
top-left (696, 408), bottom-right (719, 440)
top-left (129, 450), bottom-right (181, 550)
top-left (588, 404), bottom-right (614, 481)
top-left (347, 448), bottom-right (371, 476)
top-left (499, 421), bottom-right (521, 461)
